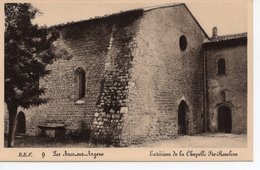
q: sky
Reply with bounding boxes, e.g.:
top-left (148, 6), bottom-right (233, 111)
top-left (31, 0), bottom-right (248, 36)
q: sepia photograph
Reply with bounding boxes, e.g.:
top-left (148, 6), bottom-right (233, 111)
top-left (1, 0), bottom-right (252, 161)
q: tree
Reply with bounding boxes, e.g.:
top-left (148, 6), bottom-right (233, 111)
top-left (4, 3), bottom-right (59, 147)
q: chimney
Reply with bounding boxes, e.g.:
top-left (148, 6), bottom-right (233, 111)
top-left (212, 26), bottom-right (218, 38)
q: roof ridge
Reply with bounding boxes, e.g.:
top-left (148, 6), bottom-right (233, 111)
top-left (213, 32), bottom-right (247, 38)
top-left (51, 8), bottom-right (144, 28)
top-left (50, 3), bottom-right (185, 29)
top-left (143, 3), bottom-right (184, 11)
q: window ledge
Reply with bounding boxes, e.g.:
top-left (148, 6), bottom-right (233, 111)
top-left (75, 99), bottom-right (85, 105)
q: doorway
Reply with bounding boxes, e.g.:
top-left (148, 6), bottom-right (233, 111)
top-left (16, 111), bottom-right (26, 134)
top-left (178, 101), bottom-right (188, 135)
top-left (218, 106), bottom-right (232, 133)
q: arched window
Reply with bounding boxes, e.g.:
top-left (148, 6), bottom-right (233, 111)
top-left (75, 67), bottom-right (86, 99)
top-left (218, 58), bottom-right (226, 75)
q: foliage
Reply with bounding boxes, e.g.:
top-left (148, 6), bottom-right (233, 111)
top-left (5, 3), bottom-right (59, 109)
top-left (5, 3), bottom-right (59, 147)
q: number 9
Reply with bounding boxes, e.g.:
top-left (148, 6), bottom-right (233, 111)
top-left (42, 152), bottom-right (45, 158)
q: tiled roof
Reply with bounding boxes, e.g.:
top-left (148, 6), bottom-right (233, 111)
top-left (203, 33), bottom-right (247, 44)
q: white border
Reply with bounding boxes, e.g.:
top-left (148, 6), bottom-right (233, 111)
top-left (0, 0), bottom-right (259, 169)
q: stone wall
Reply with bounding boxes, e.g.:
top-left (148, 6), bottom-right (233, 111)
top-left (6, 19), bottom-right (114, 136)
top-left (205, 41), bottom-right (247, 133)
top-left (120, 5), bottom-right (208, 145)
top-left (90, 10), bottom-right (143, 146)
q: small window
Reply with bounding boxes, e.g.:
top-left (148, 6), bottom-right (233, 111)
top-left (220, 91), bottom-right (226, 102)
top-left (75, 67), bottom-right (86, 99)
top-left (218, 58), bottom-right (226, 75)
top-left (179, 35), bottom-right (187, 51)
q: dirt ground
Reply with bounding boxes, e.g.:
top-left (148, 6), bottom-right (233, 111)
top-left (6, 133), bottom-right (247, 148)
top-left (5, 136), bottom-right (106, 148)
top-left (132, 133), bottom-right (247, 148)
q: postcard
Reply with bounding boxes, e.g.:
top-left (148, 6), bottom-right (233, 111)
top-left (0, 0), bottom-right (253, 161)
